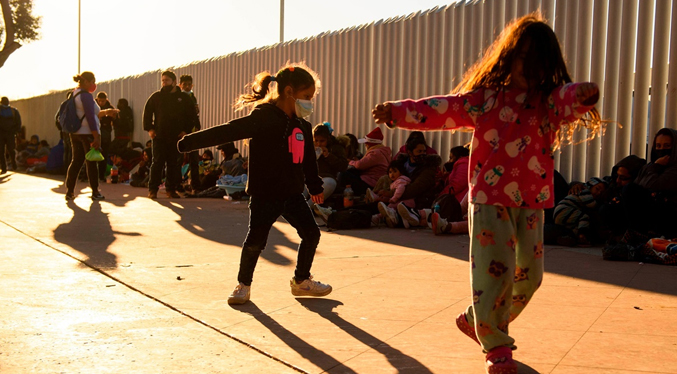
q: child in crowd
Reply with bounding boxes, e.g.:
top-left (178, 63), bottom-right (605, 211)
top-left (178, 63), bottom-right (332, 305)
top-left (553, 177), bottom-right (608, 246)
top-left (374, 160), bottom-right (416, 227)
top-left (313, 122), bottom-right (348, 200)
top-left (372, 13), bottom-right (601, 374)
top-left (130, 148), bottom-right (151, 188)
top-left (338, 127), bottom-right (391, 195)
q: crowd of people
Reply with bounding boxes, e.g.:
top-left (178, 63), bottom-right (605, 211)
top-left (1, 12), bottom-right (676, 374)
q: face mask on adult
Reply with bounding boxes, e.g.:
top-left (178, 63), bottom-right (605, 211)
top-left (651, 149), bottom-right (672, 163)
top-left (295, 99), bottom-right (313, 118)
top-left (413, 154), bottom-right (425, 164)
top-left (88, 83), bottom-right (97, 93)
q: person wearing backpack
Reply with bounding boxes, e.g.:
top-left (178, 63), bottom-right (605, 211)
top-left (0, 96), bottom-right (21, 174)
top-left (64, 71), bottom-right (105, 201)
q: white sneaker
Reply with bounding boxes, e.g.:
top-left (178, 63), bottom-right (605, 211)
top-left (365, 188), bottom-right (377, 203)
top-left (397, 202), bottom-right (421, 228)
top-left (227, 283), bottom-right (251, 305)
top-left (431, 212), bottom-right (449, 235)
top-left (312, 203), bottom-right (333, 223)
top-left (378, 202), bottom-right (398, 228)
top-left (290, 276), bottom-right (332, 297)
top-left (371, 214), bottom-right (383, 227)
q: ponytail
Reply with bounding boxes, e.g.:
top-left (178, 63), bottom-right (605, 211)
top-left (73, 71), bottom-right (95, 84)
top-left (234, 62), bottom-right (320, 112)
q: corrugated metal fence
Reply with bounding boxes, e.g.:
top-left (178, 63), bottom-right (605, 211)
top-left (14, 0), bottom-right (677, 182)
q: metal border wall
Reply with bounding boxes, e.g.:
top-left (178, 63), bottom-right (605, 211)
top-left (13, 0), bottom-right (677, 182)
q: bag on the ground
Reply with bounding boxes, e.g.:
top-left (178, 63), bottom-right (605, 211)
top-left (58, 91), bottom-right (85, 133)
top-left (85, 147), bottom-right (104, 162)
top-left (327, 209), bottom-right (372, 230)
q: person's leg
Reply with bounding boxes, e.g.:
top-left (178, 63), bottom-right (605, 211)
top-left (98, 135), bottom-right (111, 181)
top-left (7, 134), bottom-right (16, 169)
top-left (282, 194), bottom-right (322, 281)
top-left (321, 177), bottom-right (337, 200)
top-left (0, 132), bottom-right (8, 171)
top-left (508, 209), bottom-right (544, 323)
top-left (148, 137), bottom-right (166, 193)
top-left (164, 138), bottom-right (182, 193)
top-left (189, 150), bottom-right (200, 191)
top-left (65, 134), bottom-right (87, 195)
top-left (238, 197), bottom-right (283, 286)
top-left (465, 203), bottom-right (517, 352)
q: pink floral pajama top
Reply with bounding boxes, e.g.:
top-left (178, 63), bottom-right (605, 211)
top-left (388, 83), bottom-right (596, 209)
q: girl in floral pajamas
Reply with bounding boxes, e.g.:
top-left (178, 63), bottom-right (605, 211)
top-left (372, 13), bottom-right (602, 374)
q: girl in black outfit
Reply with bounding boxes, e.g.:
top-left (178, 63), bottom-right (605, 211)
top-left (177, 63), bottom-right (332, 305)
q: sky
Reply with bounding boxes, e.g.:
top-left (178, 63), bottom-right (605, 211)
top-left (0, 0), bottom-right (457, 100)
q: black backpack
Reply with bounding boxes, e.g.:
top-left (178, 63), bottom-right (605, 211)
top-left (327, 209), bottom-right (372, 230)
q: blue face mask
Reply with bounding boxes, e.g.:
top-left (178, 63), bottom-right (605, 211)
top-left (295, 99), bottom-right (313, 118)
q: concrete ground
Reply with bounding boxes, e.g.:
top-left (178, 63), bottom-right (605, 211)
top-left (1, 171), bottom-right (676, 374)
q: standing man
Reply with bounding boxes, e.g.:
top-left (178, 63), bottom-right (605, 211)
top-left (179, 74), bottom-right (202, 193)
top-left (0, 97), bottom-right (21, 174)
top-left (143, 70), bottom-right (198, 199)
top-left (95, 92), bottom-right (117, 182)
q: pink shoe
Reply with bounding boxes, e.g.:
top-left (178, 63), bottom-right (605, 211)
top-left (455, 313), bottom-right (480, 345)
top-left (485, 346), bottom-right (517, 374)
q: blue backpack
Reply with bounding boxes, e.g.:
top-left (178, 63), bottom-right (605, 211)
top-left (58, 90), bottom-right (85, 133)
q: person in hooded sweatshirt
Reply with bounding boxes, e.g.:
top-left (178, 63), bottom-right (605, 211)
top-left (0, 97), bottom-right (21, 173)
top-left (622, 128), bottom-right (677, 240)
top-left (338, 127), bottom-right (392, 196)
top-left (177, 63), bottom-right (332, 306)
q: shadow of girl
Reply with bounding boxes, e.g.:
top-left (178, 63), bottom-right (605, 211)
top-left (53, 201), bottom-right (140, 269)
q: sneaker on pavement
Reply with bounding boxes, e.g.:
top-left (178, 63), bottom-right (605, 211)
top-left (148, 190), bottom-right (158, 199)
top-left (166, 191), bottom-right (181, 198)
top-left (365, 188), bottom-right (377, 203)
top-left (290, 276), bottom-right (332, 297)
top-left (397, 202), bottom-right (421, 228)
top-left (378, 202), bottom-right (398, 228)
top-left (431, 212), bottom-right (449, 235)
top-left (371, 214), bottom-right (383, 227)
top-left (91, 193), bottom-right (105, 201)
top-left (312, 203), bottom-right (333, 223)
top-left (227, 283), bottom-right (251, 305)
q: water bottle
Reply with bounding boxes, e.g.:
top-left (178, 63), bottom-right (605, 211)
top-left (110, 165), bottom-right (118, 184)
top-left (434, 203), bottom-right (441, 213)
top-left (343, 185), bottom-right (354, 208)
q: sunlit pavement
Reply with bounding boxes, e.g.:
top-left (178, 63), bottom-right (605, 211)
top-left (1, 172), bottom-right (676, 374)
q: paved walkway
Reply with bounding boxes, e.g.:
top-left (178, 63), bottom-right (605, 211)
top-left (1, 172), bottom-right (675, 373)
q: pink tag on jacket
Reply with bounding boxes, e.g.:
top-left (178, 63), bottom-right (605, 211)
top-left (288, 128), bottom-right (305, 164)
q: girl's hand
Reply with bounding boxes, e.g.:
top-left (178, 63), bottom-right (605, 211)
top-left (656, 155), bottom-right (670, 166)
top-left (372, 103), bottom-right (392, 124)
top-left (576, 82), bottom-right (599, 106)
top-left (311, 193), bottom-right (324, 205)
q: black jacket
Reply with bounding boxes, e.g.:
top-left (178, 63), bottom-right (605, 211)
top-left (396, 153), bottom-right (442, 209)
top-left (177, 103), bottom-right (323, 199)
top-left (143, 87), bottom-right (197, 139)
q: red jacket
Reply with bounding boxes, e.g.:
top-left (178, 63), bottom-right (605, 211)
top-left (440, 156), bottom-right (469, 202)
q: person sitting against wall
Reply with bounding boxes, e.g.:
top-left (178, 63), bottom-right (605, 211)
top-left (337, 127), bottom-right (391, 196)
top-left (130, 147), bottom-right (152, 188)
top-left (377, 135), bottom-right (442, 227)
top-left (313, 122), bottom-right (348, 201)
top-left (393, 131), bottom-right (438, 159)
top-left (615, 128), bottom-right (677, 244)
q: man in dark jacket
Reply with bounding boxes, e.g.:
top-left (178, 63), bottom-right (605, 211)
top-left (179, 74), bottom-right (202, 192)
top-left (0, 97), bottom-right (21, 173)
top-left (143, 70), bottom-right (198, 199)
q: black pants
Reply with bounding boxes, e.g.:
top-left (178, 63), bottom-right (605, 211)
top-left (149, 137), bottom-right (181, 192)
top-left (0, 131), bottom-right (16, 171)
top-left (238, 194), bottom-right (321, 286)
top-left (65, 133), bottom-right (99, 194)
top-left (338, 168), bottom-right (372, 195)
top-left (98, 132), bottom-right (111, 180)
top-left (189, 150), bottom-right (200, 190)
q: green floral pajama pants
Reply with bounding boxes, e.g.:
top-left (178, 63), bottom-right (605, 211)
top-left (464, 203), bottom-right (544, 352)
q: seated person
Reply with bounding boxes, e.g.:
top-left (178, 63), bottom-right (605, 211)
top-left (313, 123), bottom-right (348, 201)
top-left (217, 142), bottom-right (247, 177)
top-left (130, 147), bottom-right (152, 188)
top-left (619, 128), bottom-right (677, 242)
top-left (394, 131), bottom-right (438, 159)
top-left (372, 160), bottom-right (416, 227)
top-left (336, 133), bottom-right (363, 161)
top-left (553, 177), bottom-right (608, 246)
top-left (17, 134), bottom-right (39, 167)
top-left (338, 127), bottom-right (391, 196)
top-left (395, 145), bottom-right (470, 230)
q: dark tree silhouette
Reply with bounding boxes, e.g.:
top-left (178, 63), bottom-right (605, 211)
top-left (0, 0), bottom-right (40, 68)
